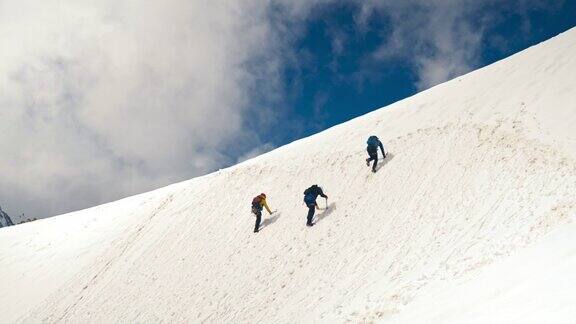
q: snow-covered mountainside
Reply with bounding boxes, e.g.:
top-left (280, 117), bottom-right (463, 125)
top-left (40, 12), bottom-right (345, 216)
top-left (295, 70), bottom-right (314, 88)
top-left (1, 28), bottom-right (576, 323)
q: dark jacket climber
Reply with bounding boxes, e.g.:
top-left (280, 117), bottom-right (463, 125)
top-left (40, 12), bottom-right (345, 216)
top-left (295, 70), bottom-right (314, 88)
top-left (366, 135), bottom-right (386, 172)
top-left (303, 185), bottom-right (328, 226)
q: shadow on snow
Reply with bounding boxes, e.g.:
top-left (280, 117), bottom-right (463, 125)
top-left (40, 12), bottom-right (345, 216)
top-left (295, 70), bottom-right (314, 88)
top-left (374, 152), bottom-right (395, 172)
top-left (315, 202), bottom-right (336, 224)
top-left (260, 212), bottom-right (282, 230)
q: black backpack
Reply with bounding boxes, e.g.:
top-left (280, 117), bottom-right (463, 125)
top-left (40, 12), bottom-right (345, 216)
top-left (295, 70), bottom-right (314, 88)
top-left (304, 185), bottom-right (318, 196)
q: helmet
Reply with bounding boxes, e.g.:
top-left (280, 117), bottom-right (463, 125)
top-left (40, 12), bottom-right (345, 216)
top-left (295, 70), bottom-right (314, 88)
top-left (260, 193), bottom-right (266, 198)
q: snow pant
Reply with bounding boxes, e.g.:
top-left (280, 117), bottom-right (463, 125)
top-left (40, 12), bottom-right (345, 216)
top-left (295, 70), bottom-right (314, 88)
top-left (367, 146), bottom-right (378, 171)
top-left (253, 207), bottom-right (262, 232)
top-left (306, 203), bottom-right (316, 225)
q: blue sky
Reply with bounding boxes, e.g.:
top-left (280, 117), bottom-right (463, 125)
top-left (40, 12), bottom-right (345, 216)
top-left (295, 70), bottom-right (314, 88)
top-left (1, 0), bottom-right (575, 218)
top-left (261, 1), bottom-right (576, 146)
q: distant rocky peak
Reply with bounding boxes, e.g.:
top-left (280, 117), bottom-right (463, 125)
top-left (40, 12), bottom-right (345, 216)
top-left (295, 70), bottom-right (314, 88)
top-left (0, 205), bottom-right (14, 228)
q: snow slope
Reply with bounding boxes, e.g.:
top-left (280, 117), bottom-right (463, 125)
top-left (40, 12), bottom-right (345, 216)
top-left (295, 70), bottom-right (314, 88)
top-left (1, 28), bottom-right (576, 323)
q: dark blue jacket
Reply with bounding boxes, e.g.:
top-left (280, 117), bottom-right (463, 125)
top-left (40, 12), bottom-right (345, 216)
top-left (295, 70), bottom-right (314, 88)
top-left (304, 185), bottom-right (327, 205)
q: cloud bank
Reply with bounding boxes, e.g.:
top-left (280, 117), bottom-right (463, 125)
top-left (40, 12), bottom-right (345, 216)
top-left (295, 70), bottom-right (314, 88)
top-left (0, 0), bottom-right (287, 217)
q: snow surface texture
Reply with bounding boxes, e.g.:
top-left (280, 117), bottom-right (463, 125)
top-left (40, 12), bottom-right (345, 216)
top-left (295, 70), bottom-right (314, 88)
top-left (1, 28), bottom-right (576, 323)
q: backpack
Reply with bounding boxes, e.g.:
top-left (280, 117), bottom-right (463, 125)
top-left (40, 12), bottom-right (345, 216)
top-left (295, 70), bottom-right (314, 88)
top-left (303, 185), bottom-right (318, 196)
top-left (303, 186), bottom-right (319, 204)
top-left (252, 195), bottom-right (263, 208)
top-left (367, 136), bottom-right (379, 147)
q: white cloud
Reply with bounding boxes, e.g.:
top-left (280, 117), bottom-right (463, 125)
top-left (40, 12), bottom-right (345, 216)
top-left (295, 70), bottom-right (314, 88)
top-left (361, 0), bottom-right (565, 90)
top-left (0, 0), bottom-right (287, 218)
top-left (361, 0), bottom-right (486, 90)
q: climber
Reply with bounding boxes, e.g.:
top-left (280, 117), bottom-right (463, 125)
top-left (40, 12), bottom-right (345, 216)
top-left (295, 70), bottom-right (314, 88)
top-left (303, 185), bottom-right (328, 227)
top-left (251, 193), bottom-right (273, 233)
top-left (366, 135), bottom-right (386, 172)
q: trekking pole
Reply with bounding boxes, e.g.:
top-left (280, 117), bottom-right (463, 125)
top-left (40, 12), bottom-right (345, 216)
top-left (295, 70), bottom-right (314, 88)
top-left (325, 198), bottom-right (328, 210)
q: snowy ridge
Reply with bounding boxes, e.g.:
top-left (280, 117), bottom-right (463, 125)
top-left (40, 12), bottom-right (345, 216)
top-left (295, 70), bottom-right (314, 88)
top-left (1, 28), bottom-right (576, 323)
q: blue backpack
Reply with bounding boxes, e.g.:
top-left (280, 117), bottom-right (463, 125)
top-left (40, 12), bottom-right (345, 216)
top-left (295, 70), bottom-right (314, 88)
top-left (304, 193), bottom-right (316, 204)
top-left (367, 136), bottom-right (379, 147)
top-left (303, 186), bottom-right (318, 204)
